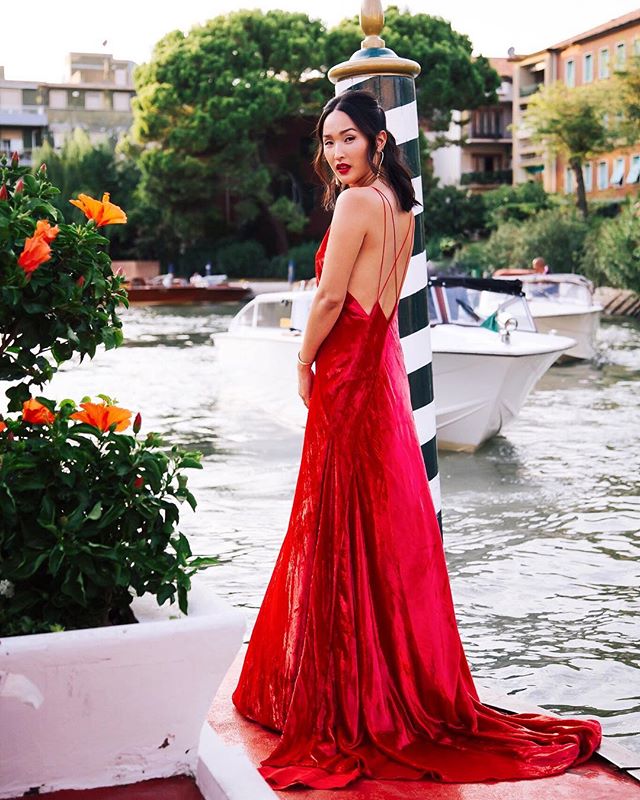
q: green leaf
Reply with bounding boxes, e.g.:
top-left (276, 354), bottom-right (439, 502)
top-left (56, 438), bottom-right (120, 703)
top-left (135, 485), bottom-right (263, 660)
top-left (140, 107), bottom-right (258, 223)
top-left (86, 501), bottom-right (103, 520)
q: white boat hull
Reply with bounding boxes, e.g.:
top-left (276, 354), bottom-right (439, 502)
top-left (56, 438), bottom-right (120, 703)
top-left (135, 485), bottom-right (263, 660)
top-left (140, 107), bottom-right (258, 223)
top-left (214, 325), bottom-right (574, 451)
top-left (528, 305), bottom-right (602, 360)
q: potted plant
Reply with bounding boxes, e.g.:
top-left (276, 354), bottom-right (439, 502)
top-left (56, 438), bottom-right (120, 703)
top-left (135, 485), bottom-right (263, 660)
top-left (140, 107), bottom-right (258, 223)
top-left (0, 154), bottom-right (247, 798)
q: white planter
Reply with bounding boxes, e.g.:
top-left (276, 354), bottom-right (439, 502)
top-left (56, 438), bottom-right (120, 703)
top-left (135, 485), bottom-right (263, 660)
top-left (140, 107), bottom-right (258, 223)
top-left (0, 583), bottom-right (250, 798)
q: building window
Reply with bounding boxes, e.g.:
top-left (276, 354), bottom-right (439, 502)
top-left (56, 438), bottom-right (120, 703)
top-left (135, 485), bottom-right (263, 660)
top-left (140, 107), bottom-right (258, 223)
top-left (48, 90), bottom-right (67, 109)
top-left (615, 42), bottom-right (626, 69)
top-left (112, 92), bottom-right (131, 112)
top-left (565, 59), bottom-right (575, 87)
top-left (610, 157), bottom-right (625, 186)
top-left (583, 53), bottom-right (593, 83)
top-left (597, 161), bottom-right (608, 189)
top-left (583, 162), bottom-right (593, 192)
top-left (84, 91), bottom-right (104, 111)
top-left (627, 154), bottom-right (640, 184)
top-left (599, 48), bottom-right (610, 79)
top-left (565, 167), bottom-right (574, 193)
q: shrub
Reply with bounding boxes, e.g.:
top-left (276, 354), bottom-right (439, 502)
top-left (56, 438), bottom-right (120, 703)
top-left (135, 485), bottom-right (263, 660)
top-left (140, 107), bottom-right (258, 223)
top-left (0, 153), bottom-right (211, 635)
top-left (582, 201), bottom-right (640, 290)
top-left (422, 185), bottom-right (486, 237)
top-left (0, 155), bottom-right (127, 410)
top-left (269, 240), bottom-right (321, 280)
top-left (214, 239), bottom-right (269, 278)
top-left (0, 397), bottom-right (209, 635)
top-left (483, 181), bottom-right (553, 228)
top-left (457, 209), bottom-right (591, 274)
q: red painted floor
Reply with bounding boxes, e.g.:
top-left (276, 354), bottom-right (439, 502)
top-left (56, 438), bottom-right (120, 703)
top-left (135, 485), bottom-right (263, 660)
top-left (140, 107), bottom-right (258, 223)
top-left (209, 646), bottom-right (640, 799)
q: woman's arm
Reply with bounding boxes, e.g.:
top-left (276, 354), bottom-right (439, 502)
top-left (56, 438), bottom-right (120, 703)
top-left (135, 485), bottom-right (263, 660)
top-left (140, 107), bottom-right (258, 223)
top-left (297, 188), bottom-right (372, 407)
top-left (299, 188), bottom-right (371, 363)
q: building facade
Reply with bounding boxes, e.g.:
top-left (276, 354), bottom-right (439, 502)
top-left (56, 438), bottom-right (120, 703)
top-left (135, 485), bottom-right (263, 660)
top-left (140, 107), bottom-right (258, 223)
top-left (512, 10), bottom-right (640, 200)
top-left (430, 58), bottom-right (513, 193)
top-left (0, 53), bottom-right (136, 166)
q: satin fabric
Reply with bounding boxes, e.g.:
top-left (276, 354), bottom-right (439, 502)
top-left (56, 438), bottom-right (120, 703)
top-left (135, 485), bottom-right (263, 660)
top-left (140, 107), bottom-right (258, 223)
top-left (231, 193), bottom-right (601, 790)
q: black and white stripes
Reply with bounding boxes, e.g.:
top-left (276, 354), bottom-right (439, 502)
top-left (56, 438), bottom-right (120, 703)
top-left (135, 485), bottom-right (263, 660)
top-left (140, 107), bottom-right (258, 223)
top-left (334, 73), bottom-right (441, 527)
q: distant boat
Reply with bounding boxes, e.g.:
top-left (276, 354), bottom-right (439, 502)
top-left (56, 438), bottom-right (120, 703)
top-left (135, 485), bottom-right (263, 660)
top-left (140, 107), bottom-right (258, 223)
top-left (213, 277), bottom-right (575, 451)
top-left (494, 272), bottom-right (602, 360)
top-left (124, 274), bottom-right (253, 305)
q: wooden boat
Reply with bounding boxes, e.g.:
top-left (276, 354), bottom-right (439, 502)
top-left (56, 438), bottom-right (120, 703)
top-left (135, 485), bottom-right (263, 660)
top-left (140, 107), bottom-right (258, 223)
top-left (123, 275), bottom-right (253, 305)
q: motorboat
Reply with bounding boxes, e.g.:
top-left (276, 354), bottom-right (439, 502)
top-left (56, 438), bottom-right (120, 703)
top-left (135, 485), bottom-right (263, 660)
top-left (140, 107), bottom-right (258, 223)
top-left (493, 272), bottom-right (602, 360)
top-left (426, 276), bottom-right (574, 450)
top-left (213, 277), bottom-right (575, 451)
top-left (123, 273), bottom-right (253, 304)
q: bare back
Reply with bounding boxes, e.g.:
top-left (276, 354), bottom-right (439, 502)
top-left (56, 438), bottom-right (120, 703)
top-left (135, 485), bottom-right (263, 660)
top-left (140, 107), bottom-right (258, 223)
top-left (345, 185), bottom-right (414, 321)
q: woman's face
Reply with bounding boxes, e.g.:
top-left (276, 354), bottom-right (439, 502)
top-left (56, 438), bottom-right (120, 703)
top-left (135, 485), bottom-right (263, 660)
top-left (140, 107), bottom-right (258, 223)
top-left (322, 109), bottom-right (383, 188)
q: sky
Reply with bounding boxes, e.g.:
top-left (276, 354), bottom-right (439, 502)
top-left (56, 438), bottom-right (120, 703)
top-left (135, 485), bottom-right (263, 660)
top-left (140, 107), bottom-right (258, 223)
top-left (1, 0), bottom-right (639, 82)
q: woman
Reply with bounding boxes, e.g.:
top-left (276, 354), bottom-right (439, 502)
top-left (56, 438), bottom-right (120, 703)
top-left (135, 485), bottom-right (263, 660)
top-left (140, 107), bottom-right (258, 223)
top-left (231, 89), bottom-right (601, 791)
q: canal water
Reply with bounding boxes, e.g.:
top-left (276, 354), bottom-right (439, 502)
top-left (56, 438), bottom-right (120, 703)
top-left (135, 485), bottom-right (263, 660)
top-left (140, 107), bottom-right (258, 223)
top-left (42, 305), bottom-right (640, 755)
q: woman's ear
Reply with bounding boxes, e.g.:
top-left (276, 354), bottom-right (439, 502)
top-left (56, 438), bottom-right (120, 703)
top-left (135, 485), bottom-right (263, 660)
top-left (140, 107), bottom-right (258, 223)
top-left (376, 130), bottom-right (388, 153)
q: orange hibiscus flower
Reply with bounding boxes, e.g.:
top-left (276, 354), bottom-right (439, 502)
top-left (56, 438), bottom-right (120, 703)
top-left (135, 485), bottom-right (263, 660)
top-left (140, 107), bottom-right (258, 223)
top-left (17, 219), bottom-right (60, 274)
top-left (0, 421), bottom-right (7, 432)
top-left (71, 402), bottom-right (131, 432)
top-left (22, 399), bottom-right (55, 425)
top-left (34, 219), bottom-right (60, 243)
top-left (18, 235), bottom-right (51, 274)
top-left (69, 193), bottom-right (127, 227)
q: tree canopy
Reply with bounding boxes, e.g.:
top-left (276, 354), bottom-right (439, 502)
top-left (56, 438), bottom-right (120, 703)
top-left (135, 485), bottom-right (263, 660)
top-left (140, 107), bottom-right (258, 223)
top-left (523, 81), bottom-right (623, 217)
top-left (129, 7), bottom-right (499, 263)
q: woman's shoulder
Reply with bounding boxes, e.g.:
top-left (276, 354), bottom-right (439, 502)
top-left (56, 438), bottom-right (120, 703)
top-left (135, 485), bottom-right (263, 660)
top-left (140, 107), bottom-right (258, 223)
top-left (333, 186), bottom-right (386, 218)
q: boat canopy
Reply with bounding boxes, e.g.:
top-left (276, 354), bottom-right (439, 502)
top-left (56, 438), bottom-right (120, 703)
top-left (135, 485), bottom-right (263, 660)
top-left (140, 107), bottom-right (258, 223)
top-left (429, 276), bottom-right (524, 296)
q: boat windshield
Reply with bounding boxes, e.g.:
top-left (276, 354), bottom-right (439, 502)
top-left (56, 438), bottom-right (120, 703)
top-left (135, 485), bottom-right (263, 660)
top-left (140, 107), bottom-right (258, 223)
top-left (520, 277), bottom-right (593, 306)
top-left (431, 282), bottom-right (536, 332)
top-left (230, 292), bottom-right (315, 332)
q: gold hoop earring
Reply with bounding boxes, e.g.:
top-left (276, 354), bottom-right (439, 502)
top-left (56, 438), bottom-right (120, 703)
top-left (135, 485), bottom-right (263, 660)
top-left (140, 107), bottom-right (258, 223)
top-left (377, 150), bottom-right (385, 173)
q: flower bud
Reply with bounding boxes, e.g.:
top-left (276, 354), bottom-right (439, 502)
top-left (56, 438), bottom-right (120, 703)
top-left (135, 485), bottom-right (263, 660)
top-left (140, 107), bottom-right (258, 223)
top-left (11, 151), bottom-right (19, 168)
top-left (0, 184), bottom-right (7, 201)
top-left (38, 162), bottom-right (47, 175)
top-left (133, 412), bottom-right (142, 433)
top-left (76, 275), bottom-right (85, 288)
top-left (7, 430), bottom-right (14, 442)
top-left (134, 476), bottom-right (144, 488)
top-left (14, 178), bottom-right (24, 194)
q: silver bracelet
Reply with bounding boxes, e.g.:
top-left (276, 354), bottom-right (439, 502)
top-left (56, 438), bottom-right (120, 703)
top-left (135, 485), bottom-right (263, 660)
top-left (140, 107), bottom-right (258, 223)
top-left (297, 351), bottom-right (313, 366)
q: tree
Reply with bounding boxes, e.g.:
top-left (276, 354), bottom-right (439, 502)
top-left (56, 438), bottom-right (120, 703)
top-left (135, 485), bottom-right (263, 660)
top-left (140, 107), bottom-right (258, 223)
top-left (523, 81), bottom-right (622, 218)
top-left (614, 55), bottom-right (640, 143)
top-left (129, 10), bottom-right (331, 263)
top-left (326, 5), bottom-right (500, 130)
top-left (32, 130), bottom-right (140, 258)
top-left (130, 8), bottom-right (500, 266)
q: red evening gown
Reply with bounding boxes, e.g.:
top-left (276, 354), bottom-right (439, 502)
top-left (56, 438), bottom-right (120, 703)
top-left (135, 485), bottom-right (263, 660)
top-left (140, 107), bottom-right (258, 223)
top-left (231, 186), bottom-right (602, 790)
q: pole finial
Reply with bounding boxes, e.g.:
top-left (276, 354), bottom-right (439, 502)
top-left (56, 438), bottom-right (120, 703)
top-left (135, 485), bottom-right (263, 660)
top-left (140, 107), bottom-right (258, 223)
top-left (360, 0), bottom-right (385, 49)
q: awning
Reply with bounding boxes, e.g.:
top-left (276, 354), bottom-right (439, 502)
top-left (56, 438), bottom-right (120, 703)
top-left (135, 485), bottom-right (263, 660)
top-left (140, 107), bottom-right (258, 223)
top-left (610, 160), bottom-right (625, 185)
top-left (524, 164), bottom-right (544, 174)
top-left (626, 158), bottom-right (640, 184)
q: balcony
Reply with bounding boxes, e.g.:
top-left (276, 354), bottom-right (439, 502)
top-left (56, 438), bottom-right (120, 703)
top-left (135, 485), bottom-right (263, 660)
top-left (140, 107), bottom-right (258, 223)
top-left (519, 84), bottom-right (542, 98)
top-left (460, 169), bottom-right (513, 186)
top-left (468, 129), bottom-right (508, 140)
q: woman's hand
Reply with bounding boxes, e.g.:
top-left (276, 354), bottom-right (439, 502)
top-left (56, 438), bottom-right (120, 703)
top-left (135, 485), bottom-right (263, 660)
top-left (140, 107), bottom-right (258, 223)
top-left (297, 363), bottom-right (315, 408)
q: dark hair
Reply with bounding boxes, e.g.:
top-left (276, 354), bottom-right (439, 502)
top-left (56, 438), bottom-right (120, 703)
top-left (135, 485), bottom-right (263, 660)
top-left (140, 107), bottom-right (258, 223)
top-left (312, 89), bottom-right (420, 213)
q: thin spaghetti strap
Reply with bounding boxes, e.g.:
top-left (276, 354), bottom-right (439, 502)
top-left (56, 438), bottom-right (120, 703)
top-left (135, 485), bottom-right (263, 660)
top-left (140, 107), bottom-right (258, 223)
top-left (392, 213), bottom-right (415, 313)
top-left (374, 191), bottom-right (387, 300)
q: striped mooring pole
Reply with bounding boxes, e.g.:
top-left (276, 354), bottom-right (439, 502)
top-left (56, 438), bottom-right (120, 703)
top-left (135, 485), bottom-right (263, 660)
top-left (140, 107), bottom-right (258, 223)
top-left (328, 0), bottom-right (442, 530)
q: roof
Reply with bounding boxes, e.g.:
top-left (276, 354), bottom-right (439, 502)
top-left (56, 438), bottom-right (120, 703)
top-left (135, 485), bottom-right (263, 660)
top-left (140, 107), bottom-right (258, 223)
top-left (549, 9), bottom-right (640, 49)
top-left (488, 57), bottom-right (514, 78)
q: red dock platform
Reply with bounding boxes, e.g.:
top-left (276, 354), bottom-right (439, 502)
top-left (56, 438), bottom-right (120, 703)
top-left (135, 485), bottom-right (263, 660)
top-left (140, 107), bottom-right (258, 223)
top-left (208, 646), bottom-right (640, 800)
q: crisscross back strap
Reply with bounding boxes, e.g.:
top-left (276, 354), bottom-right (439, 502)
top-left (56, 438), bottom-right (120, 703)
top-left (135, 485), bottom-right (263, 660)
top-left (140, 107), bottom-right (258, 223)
top-left (372, 186), bottom-right (415, 312)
